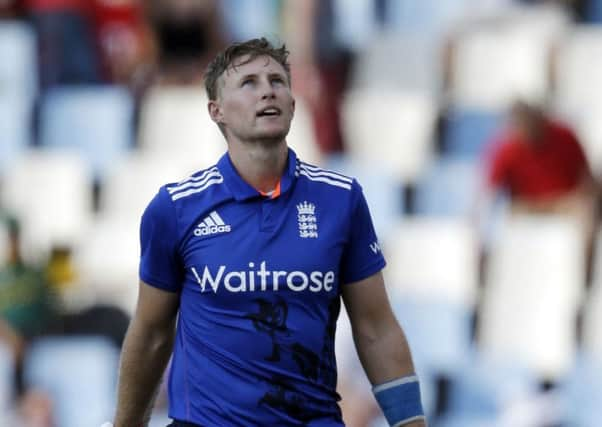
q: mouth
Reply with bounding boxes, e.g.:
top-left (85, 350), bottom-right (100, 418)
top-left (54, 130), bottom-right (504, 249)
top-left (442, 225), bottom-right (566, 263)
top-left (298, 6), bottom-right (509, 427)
top-left (256, 106), bottom-right (282, 118)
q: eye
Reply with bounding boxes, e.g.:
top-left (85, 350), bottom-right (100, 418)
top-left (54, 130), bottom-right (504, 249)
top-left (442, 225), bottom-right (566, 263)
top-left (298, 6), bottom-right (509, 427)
top-left (271, 77), bottom-right (285, 85)
top-left (241, 78), bottom-right (254, 87)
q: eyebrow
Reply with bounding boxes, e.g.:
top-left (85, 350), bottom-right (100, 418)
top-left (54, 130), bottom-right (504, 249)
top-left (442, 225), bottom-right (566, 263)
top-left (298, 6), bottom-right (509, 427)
top-left (238, 72), bottom-right (287, 82)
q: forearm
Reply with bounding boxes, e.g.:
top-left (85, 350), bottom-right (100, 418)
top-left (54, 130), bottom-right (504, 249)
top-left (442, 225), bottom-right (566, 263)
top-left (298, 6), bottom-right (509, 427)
top-left (353, 320), bottom-right (415, 385)
top-left (353, 322), bottom-right (426, 427)
top-left (113, 317), bottom-right (174, 427)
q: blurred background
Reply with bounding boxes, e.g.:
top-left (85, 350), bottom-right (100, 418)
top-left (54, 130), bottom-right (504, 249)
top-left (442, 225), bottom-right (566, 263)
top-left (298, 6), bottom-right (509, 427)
top-left (1, 0), bottom-right (602, 426)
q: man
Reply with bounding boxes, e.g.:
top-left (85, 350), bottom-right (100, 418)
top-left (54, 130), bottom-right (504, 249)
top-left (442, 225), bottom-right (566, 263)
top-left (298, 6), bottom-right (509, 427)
top-left (483, 101), bottom-right (597, 236)
top-left (486, 100), bottom-right (595, 209)
top-left (109, 38), bottom-right (425, 427)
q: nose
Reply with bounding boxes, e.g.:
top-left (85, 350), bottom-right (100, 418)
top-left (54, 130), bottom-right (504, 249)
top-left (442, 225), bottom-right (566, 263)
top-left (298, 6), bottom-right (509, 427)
top-left (260, 78), bottom-right (276, 100)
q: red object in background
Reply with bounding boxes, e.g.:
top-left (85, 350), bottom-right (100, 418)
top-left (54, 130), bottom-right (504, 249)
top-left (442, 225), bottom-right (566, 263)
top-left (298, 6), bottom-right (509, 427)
top-left (487, 120), bottom-right (589, 200)
top-left (92, 0), bottom-right (143, 32)
top-left (90, 0), bottom-right (150, 83)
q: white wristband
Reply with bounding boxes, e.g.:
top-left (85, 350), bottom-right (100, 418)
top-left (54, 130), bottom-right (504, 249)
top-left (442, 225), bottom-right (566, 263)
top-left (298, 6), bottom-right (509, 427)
top-left (100, 423), bottom-right (114, 427)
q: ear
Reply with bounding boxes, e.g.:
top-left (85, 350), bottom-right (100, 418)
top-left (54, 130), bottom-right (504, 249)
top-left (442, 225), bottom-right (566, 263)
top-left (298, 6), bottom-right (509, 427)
top-left (208, 100), bottom-right (224, 124)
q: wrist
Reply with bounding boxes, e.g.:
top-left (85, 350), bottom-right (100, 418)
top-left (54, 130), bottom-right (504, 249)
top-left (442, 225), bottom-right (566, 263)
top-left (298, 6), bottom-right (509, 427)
top-left (372, 374), bottom-right (426, 427)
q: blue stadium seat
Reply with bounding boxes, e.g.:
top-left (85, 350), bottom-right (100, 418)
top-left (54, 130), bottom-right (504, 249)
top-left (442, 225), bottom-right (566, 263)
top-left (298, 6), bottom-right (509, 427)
top-left (219, 0), bottom-right (281, 42)
top-left (413, 159), bottom-right (480, 218)
top-left (0, 21), bottom-right (38, 100)
top-left (0, 21), bottom-right (37, 176)
top-left (39, 86), bottom-right (134, 179)
top-left (387, 298), bottom-right (474, 421)
top-left (585, 0), bottom-right (602, 23)
top-left (390, 298), bottom-right (474, 377)
top-left (30, 11), bottom-right (101, 89)
top-left (324, 156), bottom-right (404, 237)
top-left (442, 109), bottom-right (503, 159)
top-left (0, 96), bottom-right (31, 177)
top-left (558, 355), bottom-right (602, 426)
top-left (444, 353), bottom-right (538, 419)
top-left (23, 336), bottom-right (119, 427)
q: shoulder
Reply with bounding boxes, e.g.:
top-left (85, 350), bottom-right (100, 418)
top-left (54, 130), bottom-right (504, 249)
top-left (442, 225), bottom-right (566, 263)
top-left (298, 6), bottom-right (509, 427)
top-left (165, 164), bottom-right (224, 202)
top-left (144, 164), bottom-right (226, 221)
top-left (548, 120), bottom-right (579, 144)
top-left (295, 159), bottom-right (357, 193)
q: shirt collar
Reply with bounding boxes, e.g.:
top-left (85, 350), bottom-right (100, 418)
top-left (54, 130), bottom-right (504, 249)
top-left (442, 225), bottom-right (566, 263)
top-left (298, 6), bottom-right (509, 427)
top-left (217, 148), bottom-right (298, 201)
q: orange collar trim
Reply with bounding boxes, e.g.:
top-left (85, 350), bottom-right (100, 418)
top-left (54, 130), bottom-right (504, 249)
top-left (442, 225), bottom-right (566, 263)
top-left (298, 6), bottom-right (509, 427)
top-left (259, 180), bottom-right (281, 199)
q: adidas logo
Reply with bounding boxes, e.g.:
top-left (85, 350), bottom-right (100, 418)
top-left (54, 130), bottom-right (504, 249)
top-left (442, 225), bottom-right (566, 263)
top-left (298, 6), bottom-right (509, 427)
top-left (194, 211), bottom-right (231, 237)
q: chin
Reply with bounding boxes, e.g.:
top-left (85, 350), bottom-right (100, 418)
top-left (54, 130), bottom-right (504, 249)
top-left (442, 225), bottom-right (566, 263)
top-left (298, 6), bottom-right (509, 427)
top-left (254, 127), bottom-right (290, 142)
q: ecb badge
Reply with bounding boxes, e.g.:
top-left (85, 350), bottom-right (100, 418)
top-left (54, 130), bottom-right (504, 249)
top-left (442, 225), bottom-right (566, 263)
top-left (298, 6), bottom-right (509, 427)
top-left (296, 201), bottom-right (318, 239)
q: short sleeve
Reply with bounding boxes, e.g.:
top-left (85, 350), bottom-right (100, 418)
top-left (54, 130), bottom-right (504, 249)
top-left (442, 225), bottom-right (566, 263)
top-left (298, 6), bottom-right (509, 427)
top-left (339, 181), bottom-right (386, 285)
top-left (139, 187), bottom-right (183, 292)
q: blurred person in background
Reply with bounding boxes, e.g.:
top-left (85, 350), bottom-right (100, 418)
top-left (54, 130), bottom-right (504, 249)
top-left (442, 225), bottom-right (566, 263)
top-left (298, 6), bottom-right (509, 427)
top-left (0, 0), bottom-right (23, 17)
top-left (0, 215), bottom-right (57, 427)
top-left (108, 38), bottom-right (426, 427)
top-left (24, 0), bottom-right (102, 90)
top-left (478, 99), bottom-right (599, 279)
top-left (284, 0), bottom-right (368, 155)
top-left (142, 0), bottom-right (225, 86)
top-left (90, 0), bottom-right (154, 86)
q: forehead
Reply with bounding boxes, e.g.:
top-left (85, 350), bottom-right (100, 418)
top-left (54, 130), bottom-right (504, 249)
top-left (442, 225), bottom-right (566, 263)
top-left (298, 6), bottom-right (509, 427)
top-left (221, 54), bottom-right (287, 84)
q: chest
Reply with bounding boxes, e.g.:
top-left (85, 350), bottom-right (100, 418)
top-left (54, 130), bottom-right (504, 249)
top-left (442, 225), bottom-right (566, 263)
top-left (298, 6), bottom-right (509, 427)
top-left (178, 195), bottom-right (348, 297)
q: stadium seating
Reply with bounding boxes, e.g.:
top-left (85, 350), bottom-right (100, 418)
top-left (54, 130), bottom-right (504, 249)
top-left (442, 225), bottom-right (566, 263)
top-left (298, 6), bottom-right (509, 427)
top-left (384, 218), bottom-right (478, 306)
top-left (554, 25), bottom-right (602, 116)
top-left (441, 108), bottom-right (503, 159)
top-left (553, 26), bottom-right (602, 176)
top-left (73, 216), bottom-right (140, 315)
top-left (479, 215), bottom-right (585, 380)
top-left (39, 85), bottom-right (134, 180)
top-left (451, 25), bottom-right (550, 110)
top-left (557, 355), bottom-right (602, 426)
top-left (341, 89), bottom-right (436, 183)
top-left (0, 149), bottom-right (93, 259)
top-left (585, 0), bottom-right (602, 23)
top-left (582, 285), bottom-right (602, 370)
top-left (219, 0), bottom-right (282, 42)
top-left (98, 151), bottom-right (185, 224)
top-left (23, 336), bottom-right (119, 427)
top-left (138, 86), bottom-right (225, 171)
top-left (582, 230), bottom-right (602, 363)
top-left (567, 100), bottom-right (602, 177)
top-left (350, 31), bottom-right (441, 96)
top-left (0, 95), bottom-right (31, 178)
top-left (0, 21), bottom-right (37, 101)
top-left (286, 98), bottom-right (322, 165)
top-left (384, 218), bottom-right (478, 374)
top-left (0, 21), bottom-right (37, 177)
top-left (325, 156), bottom-right (403, 237)
top-left (413, 158), bottom-right (481, 218)
top-left (438, 351), bottom-right (539, 426)
top-left (78, 152), bottom-right (187, 314)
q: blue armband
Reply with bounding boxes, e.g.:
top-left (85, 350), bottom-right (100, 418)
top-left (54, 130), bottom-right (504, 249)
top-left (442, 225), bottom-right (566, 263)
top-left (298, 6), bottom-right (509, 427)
top-left (372, 375), bottom-right (425, 426)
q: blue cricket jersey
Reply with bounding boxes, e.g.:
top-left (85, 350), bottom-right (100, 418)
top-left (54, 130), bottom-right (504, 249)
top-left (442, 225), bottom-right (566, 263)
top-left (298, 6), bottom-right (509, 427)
top-left (139, 149), bottom-right (386, 426)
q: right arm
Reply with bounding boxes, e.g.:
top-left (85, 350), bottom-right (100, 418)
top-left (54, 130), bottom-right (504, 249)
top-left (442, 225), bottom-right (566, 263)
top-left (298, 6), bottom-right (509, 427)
top-left (113, 280), bottom-right (179, 427)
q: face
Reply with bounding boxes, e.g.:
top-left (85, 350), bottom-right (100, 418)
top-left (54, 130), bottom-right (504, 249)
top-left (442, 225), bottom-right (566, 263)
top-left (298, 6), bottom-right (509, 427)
top-left (209, 55), bottom-right (295, 144)
top-left (510, 104), bottom-right (544, 143)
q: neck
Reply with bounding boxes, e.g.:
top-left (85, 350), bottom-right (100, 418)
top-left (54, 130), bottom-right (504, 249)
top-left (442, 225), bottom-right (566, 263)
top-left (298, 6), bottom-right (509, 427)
top-left (227, 139), bottom-right (288, 193)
